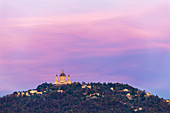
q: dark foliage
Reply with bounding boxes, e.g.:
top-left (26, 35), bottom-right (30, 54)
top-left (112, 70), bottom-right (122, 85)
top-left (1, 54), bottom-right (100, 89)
top-left (0, 82), bottom-right (170, 113)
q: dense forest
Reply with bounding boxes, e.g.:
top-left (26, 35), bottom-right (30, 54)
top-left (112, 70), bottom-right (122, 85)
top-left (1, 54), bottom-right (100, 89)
top-left (0, 82), bottom-right (170, 113)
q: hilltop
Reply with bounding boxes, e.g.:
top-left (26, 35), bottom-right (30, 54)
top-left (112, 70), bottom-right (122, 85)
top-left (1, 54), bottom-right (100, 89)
top-left (0, 82), bottom-right (170, 112)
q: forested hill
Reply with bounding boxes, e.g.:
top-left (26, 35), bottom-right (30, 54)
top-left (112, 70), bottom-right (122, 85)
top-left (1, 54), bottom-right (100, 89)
top-left (0, 82), bottom-right (170, 112)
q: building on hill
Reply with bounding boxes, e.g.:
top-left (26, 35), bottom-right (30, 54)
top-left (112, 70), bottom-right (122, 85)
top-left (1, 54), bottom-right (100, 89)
top-left (30, 90), bottom-right (37, 94)
top-left (123, 89), bottom-right (129, 92)
top-left (55, 70), bottom-right (71, 85)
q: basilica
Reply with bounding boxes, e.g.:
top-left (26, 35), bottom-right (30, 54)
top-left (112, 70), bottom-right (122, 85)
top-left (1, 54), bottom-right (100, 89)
top-left (54, 70), bottom-right (71, 85)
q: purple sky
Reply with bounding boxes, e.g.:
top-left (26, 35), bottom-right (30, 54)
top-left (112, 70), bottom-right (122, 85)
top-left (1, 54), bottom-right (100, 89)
top-left (0, 0), bottom-right (170, 99)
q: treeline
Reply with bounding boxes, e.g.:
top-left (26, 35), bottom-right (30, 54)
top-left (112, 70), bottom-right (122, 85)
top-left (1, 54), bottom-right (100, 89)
top-left (0, 82), bottom-right (169, 113)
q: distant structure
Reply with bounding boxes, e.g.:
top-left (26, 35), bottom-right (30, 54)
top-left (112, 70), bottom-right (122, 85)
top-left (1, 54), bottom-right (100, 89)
top-left (55, 70), bottom-right (71, 85)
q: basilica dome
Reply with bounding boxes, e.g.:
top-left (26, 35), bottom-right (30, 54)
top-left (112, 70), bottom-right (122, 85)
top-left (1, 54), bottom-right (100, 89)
top-left (60, 73), bottom-right (66, 76)
top-left (60, 70), bottom-right (66, 76)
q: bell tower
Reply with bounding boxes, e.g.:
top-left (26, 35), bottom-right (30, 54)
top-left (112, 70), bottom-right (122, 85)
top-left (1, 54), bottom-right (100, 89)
top-left (67, 74), bottom-right (71, 84)
top-left (55, 74), bottom-right (59, 84)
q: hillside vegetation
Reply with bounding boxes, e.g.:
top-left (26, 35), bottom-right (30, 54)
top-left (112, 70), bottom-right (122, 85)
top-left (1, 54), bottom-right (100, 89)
top-left (0, 82), bottom-right (170, 113)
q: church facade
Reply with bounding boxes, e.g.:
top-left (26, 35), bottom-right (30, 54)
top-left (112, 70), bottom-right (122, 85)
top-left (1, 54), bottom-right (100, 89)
top-left (54, 70), bottom-right (71, 85)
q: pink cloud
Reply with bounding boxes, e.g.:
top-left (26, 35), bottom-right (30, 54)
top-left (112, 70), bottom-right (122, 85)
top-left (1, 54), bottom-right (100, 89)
top-left (72, 72), bottom-right (132, 83)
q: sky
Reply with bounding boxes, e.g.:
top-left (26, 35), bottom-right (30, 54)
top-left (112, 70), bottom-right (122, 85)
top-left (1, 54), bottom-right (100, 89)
top-left (0, 0), bottom-right (170, 99)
